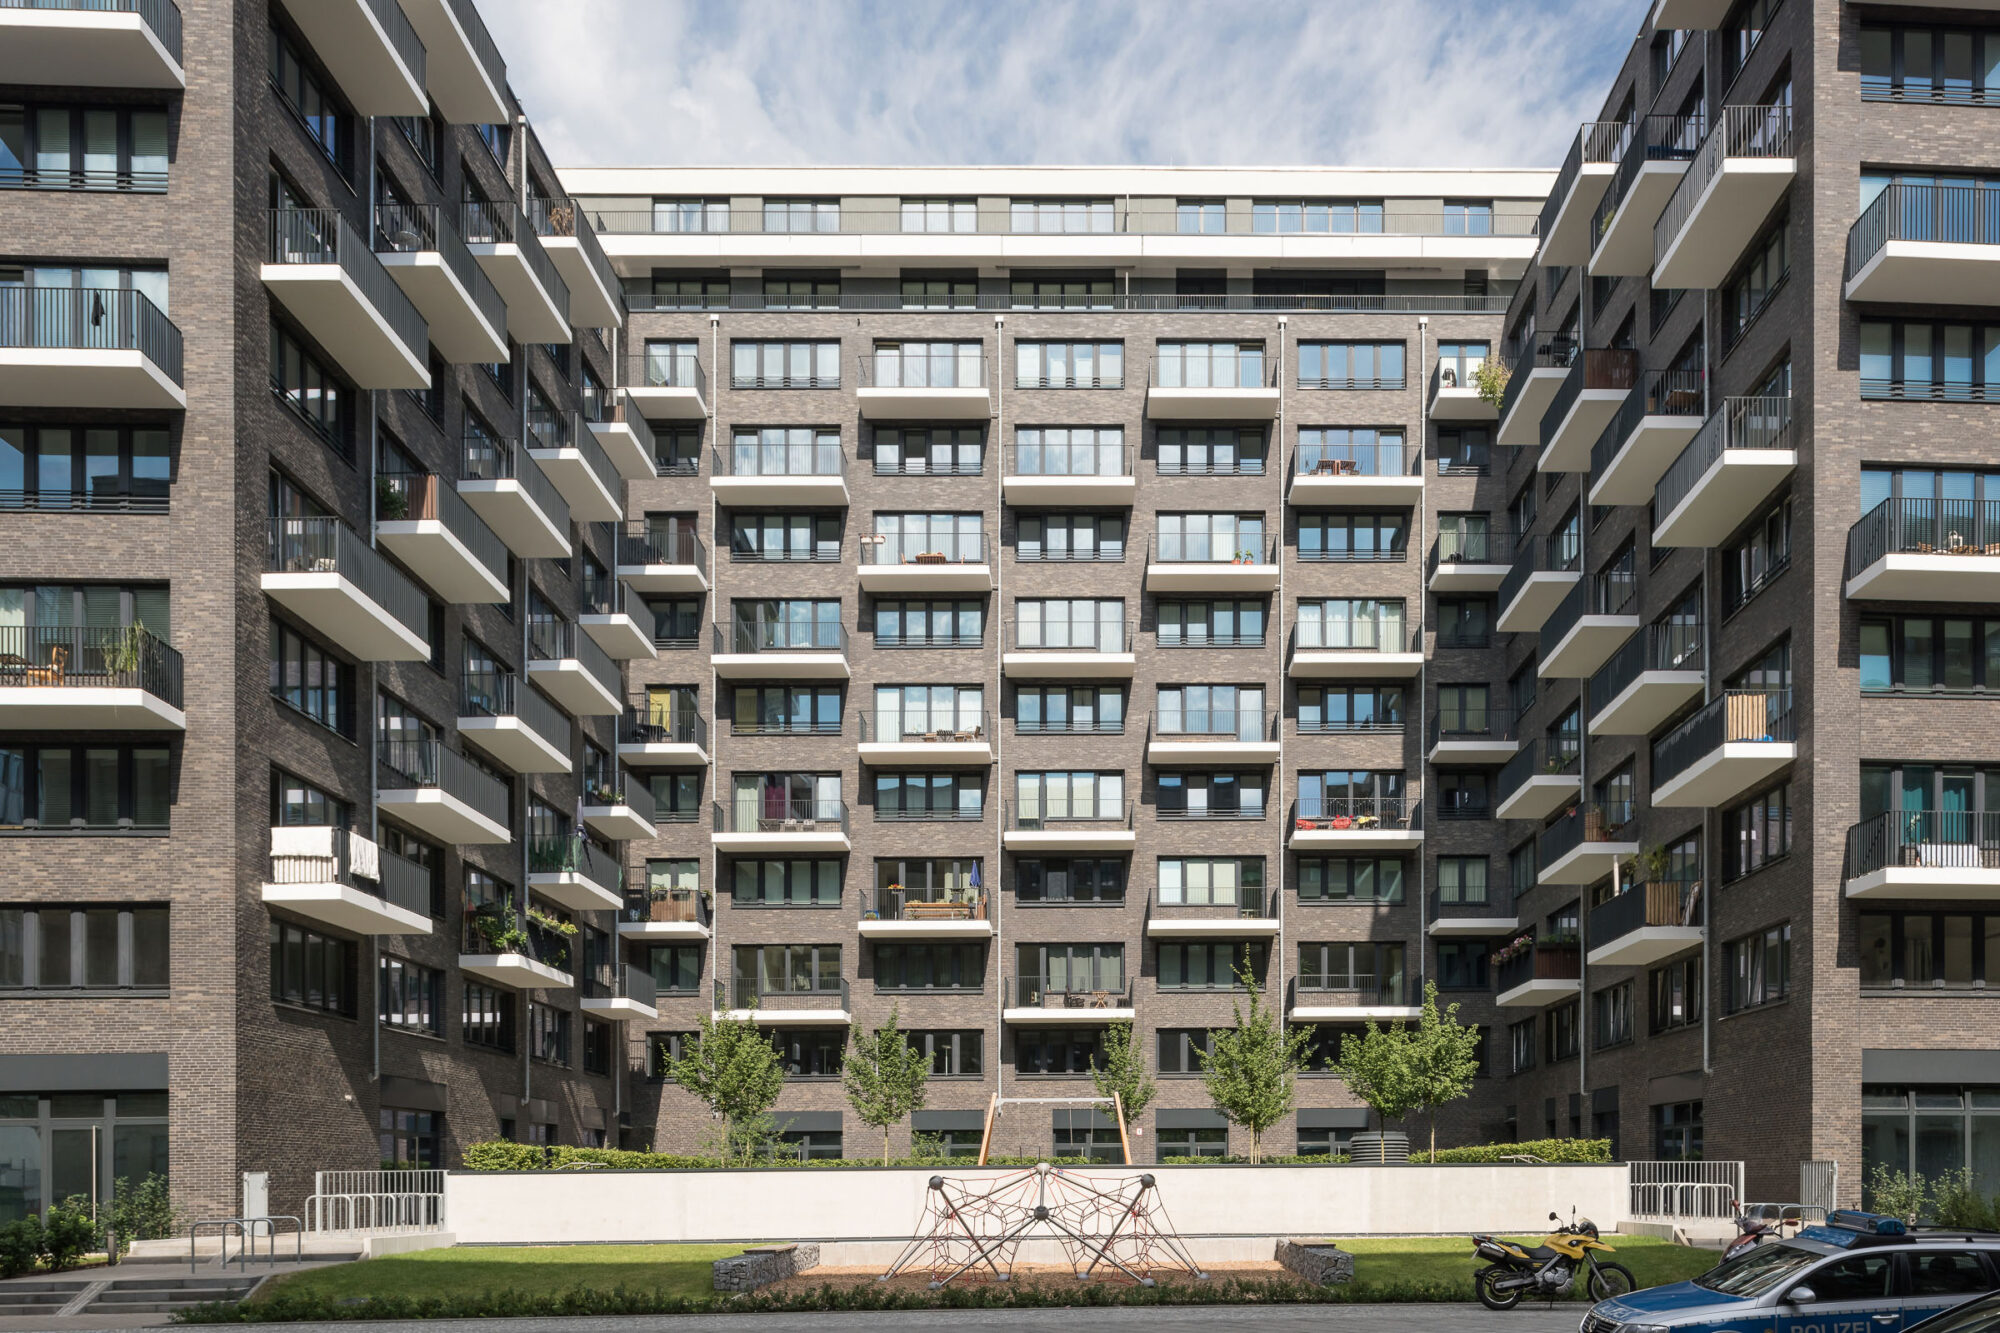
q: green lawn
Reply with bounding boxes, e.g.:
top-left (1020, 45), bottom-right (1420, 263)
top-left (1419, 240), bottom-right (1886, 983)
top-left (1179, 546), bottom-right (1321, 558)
top-left (250, 1244), bottom-right (746, 1305)
top-left (1339, 1235), bottom-right (1719, 1299)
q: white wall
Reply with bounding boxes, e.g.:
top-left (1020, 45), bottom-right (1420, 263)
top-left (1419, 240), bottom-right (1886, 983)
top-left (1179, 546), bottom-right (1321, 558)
top-left (444, 1164), bottom-right (1630, 1248)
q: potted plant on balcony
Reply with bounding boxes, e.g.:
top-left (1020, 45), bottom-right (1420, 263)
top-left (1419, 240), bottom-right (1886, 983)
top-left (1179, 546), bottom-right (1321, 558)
top-left (109, 621), bottom-right (151, 675)
top-left (469, 903), bottom-right (530, 957)
top-left (1489, 932), bottom-right (1535, 968)
top-left (377, 475), bottom-right (408, 522)
top-left (1472, 359), bottom-right (1511, 409)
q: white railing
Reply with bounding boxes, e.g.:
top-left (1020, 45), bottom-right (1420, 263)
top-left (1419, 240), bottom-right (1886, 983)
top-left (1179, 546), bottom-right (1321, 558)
top-left (1627, 1160), bottom-right (1743, 1221)
top-left (305, 1169), bottom-right (446, 1234)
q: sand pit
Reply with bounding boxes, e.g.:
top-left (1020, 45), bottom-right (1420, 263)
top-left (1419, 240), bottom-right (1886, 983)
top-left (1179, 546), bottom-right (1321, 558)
top-left (765, 1260), bottom-right (1288, 1295)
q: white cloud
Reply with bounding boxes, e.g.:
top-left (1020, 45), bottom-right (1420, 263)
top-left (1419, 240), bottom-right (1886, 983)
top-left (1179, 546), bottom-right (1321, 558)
top-left (481, 0), bottom-right (1638, 171)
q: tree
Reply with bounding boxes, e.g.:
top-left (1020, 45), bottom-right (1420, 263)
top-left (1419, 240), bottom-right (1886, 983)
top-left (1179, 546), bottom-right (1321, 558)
top-left (666, 1008), bottom-right (786, 1165)
top-left (1404, 980), bottom-right (1484, 1160)
top-left (1199, 965), bottom-right (1314, 1163)
top-left (1089, 1021), bottom-right (1157, 1134)
top-left (1336, 1016), bottom-right (1420, 1143)
top-left (844, 1006), bottom-right (931, 1165)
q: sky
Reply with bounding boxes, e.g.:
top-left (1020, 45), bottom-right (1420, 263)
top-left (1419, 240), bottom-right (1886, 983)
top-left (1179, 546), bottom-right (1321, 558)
top-left (478, 0), bottom-right (1641, 174)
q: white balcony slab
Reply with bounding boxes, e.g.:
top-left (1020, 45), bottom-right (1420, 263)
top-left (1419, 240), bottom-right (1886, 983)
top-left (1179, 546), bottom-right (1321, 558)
top-left (1145, 917), bottom-right (1281, 939)
top-left (626, 384), bottom-right (709, 421)
top-left (1654, 158), bottom-right (1798, 290)
top-left (858, 739), bottom-right (994, 766)
top-left (1145, 562), bottom-right (1281, 593)
top-left (526, 659), bottom-right (621, 716)
top-left (618, 919), bottom-right (711, 941)
top-left (616, 740), bottom-right (710, 768)
top-left (1289, 651), bottom-right (1426, 680)
top-left (1496, 774), bottom-right (1581, 823)
top-left (1147, 739), bottom-right (1281, 766)
top-left (260, 882), bottom-right (431, 936)
top-left (260, 265), bottom-right (429, 389)
top-left (857, 919), bottom-right (995, 941)
top-left (1001, 1005), bottom-right (1135, 1026)
top-left (1003, 475), bottom-right (1137, 506)
top-left (582, 611), bottom-right (660, 659)
top-left (1497, 571), bottom-right (1580, 634)
top-left (458, 715), bottom-right (571, 774)
top-left (723, 1007), bottom-right (851, 1026)
top-left (1652, 741), bottom-right (1797, 808)
top-left (1538, 165), bottom-right (1617, 269)
top-left (0, 688), bottom-right (184, 732)
top-left (1539, 837), bottom-right (1639, 886)
top-left (1588, 415), bottom-right (1706, 506)
top-left (1846, 242), bottom-right (2000, 307)
top-left (378, 251), bottom-right (508, 365)
top-left (456, 479), bottom-right (572, 559)
top-left (458, 954), bottom-right (573, 990)
top-left (1428, 915), bottom-right (1519, 938)
top-left (856, 386), bottom-right (991, 421)
top-left (614, 560), bottom-right (708, 594)
top-left (1498, 365), bottom-right (1572, 447)
top-left (1429, 561), bottom-right (1510, 593)
top-left (376, 786), bottom-right (509, 844)
top-left (260, 571), bottom-right (430, 662)
top-left (1651, 0), bottom-right (1735, 25)
top-left (1847, 554), bottom-right (2000, 603)
top-left (581, 802), bottom-right (654, 842)
top-left (579, 995), bottom-right (659, 1021)
top-left (281, 0), bottom-right (427, 115)
top-left (398, 0), bottom-right (509, 123)
top-left (1588, 926), bottom-right (1704, 968)
top-left (1428, 736), bottom-right (1519, 765)
top-left (1002, 828), bottom-right (1136, 852)
top-left (0, 349), bottom-right (185, 411)
top-left (709, 475), bottom-right (849, 507)
top-left (712, 828), bottom-right (851, 853)
top-left (709, 652), bottom-right (849, 681)
top-left (1002, 651), bottom-right (1136, 679)
top-left (376, 520), bottom-right (510, 604)
top-left (857, 563), bottom-right (994, 593)
top-left (1541, 614), bottom-right (1639, 679)
top-left (1145, 386), bottom-right (1280, 420)
top-left (1652, 451), bottom-right (1797, 548)
top-left (0, 6), bottom-right (184, 88)
top-left (541, 236), bottom-right (623, 329)
top-left (469, 243), bottom-right (571, 345)
top-left (1847, 865), bottom-right (2000, 901)
top-left (1589, 161), bottom-right (1688, 276)
top-left (587, 401), bottom-right (658, 481)
top-left (1430, 384), bottom-right (1497, 421)
top-left (529, 446), bottom-right (622, 523)
top-left (526, 872), bottom-right (622, 914)
top-left (1290, 825), bottom-right (1425, 851)
top-left (1287, 472), bottom-right (1426, 506)
top-left (1288, 1004), bottom-right (1423, 1022)
top-left (1590, 671), bottom-right (1704, 737)
top-left (1538, 388), bottom-right (1629, 473)
top-left (1496, 978), bottom-right (1582, 1008)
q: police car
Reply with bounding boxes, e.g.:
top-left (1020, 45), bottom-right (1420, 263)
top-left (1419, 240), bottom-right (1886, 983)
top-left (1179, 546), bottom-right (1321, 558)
top-left (1582, 1211), bottom-right (2000, 1333)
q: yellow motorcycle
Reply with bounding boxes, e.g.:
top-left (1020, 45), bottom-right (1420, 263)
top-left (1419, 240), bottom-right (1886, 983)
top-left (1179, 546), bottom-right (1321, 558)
top-left (1469, 1209), bottom-right (1636, 1309)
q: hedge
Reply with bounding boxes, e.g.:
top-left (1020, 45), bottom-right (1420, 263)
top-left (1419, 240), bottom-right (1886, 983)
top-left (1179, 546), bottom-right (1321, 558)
top-left (1409, 1138), bottom-right (1612, 1165)
top-left (460, 1140), bottom-right (1603, 1172)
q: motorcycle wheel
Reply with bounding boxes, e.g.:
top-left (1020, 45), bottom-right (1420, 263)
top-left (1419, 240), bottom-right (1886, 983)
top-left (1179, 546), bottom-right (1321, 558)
top-left (1589, 1262), bottom-right (1638, 1301)
top-left (1475, 1265), bottom-right (1524, 1311)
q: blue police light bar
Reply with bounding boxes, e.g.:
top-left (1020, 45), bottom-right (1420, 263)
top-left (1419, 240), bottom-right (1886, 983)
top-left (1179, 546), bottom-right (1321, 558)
top-left (1827, 1210), bottom-right (1907, 1236)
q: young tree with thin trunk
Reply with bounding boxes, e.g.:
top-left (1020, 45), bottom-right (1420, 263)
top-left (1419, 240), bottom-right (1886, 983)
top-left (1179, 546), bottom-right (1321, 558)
top-left (1404, 979), bottom-right (1484, 1160)
top-left (1336, 1015), bottom-right (1419, 1146)
top-left (843, 1006), bottom-right (931, 1165)
top-left (1199, 965), bottom-right (1314, 1163)
top-left (1089, 1020), bottom-right (1157, 1130)
top-left (666, 1009), bottom-right (786, 1165)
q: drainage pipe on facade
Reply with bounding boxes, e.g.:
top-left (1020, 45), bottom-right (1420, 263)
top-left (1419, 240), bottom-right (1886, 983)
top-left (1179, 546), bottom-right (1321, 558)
top-left (992, 313), bottom-right (1007, 1111)
top-left (1274, 313), bottom-right (1289, 1016)
top-left (1416, 316), bottom-right (1430, 970)
top-left (367, 112), bottom-right (383, 1090)
top-left (707, 311), bottom-right (722, 1016)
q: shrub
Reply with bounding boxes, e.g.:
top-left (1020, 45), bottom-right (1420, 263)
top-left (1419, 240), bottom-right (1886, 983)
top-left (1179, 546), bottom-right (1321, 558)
top-left (40, 1195), bottom-right (101, 1271)
top-left (1865, 1164), bottom-right (1928, 1224)
top-left (0, 1215), bottom-right (42, 1279)
top-left (1411, 1138), bottom-right (1612, 1165)
top-left (1157, 1154), bottom-right (1351, 1165)
top-left (107, 1174), bottom-right (179, 1256)
top-left (1930, 1169), bottom-right (1998, 1231)
top-left (458, 1142), bottom-right (1098, 1172)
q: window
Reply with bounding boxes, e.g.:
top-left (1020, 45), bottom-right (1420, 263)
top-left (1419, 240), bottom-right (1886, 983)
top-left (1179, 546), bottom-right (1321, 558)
top-left (1011, 426), bottom-right (1124, 476)
top-left (1717, 495), bottom-right (1790, 614)
top-left (1862, 1087), bottom-right (2000, 1202)
top-left (1722, 217), bottom-right (1788, 348)
top-left (1436, 596), bottom-right (1493, 648)
top-left (1652, 29), bottom-right (1688, 89)
top-left (1593, 981), bottom-right (1633, 1049)
top-left (0, 743), bottom-right (171, 832)
top-left (1296, 855), bottom-right (1406, 903)
top-left (1015, 1028), bottom-right (1105, 1075)
top-left (1157, 427), bottom-right (1266, 476)
top-left (1296, 598), bottom-right (1405, 650)
top-left (529, 1002), bottom-right (570, 1065)
top-left (649, 597), bottom-right (702, 648)
top-left (1157, 1028), bottom-right (1222, 1075)
top-left (1649, 956), bottom-right (1702, 1033)
top-left (1860, 614), bottom-right (2000, 693)
top-left (1157, 857), bottom-right (1264, 907)
top-left (0, 423), bottom-right (173, 512)
top-left (1436, 771), bottom-right (1491, 819)
top-left (1014, 598), bottom-right (1124, 651)
top-left (1546, 1000), bottom-right (1579, 1063)
top-left (269, 620), bottom-right (352, 734)
top-left (1298, 942), bottom-right (1406, 1002)
top-left (729, 513), bottom-right (841, 563)
top-left (872, 512), bottom-right (983, 565)
top-left (1298, 769), bottom-right (1405, 823)
top-left (0, 905), bottom-right (167, 990)
top-left (1436, 856), bottom-right (1489, 905)
top-left (378, 957), bottom-right (442, 1037)
top-left (1016, 685), bottom-right (1124, 734)
top-left (1159, 942), bottom-right (1265, 989)
top-left (1009, 199), bottom-right (1114, 233)
top-left (1013, 771), bottom-right (1124, 825)
top-left (1157, 772), bottom-right (1265, 820)
top-left (1860, 318), bottom-right (2000, 401)
top-left (1863, 25), bottom-right (2000, 104)
top-left (1017, 513), bottom-right (1123, 562)
top-left (763, 198), bottom-right (837, 232)
top-left (1510, 1018), bottom-right (1536, 1074)
top-left (1156, 599), bottom-right (1265, 648)
top-left (874, 772), bottom-right (983, 821)
top-left (733, 944), bottom-right (842, 996)
top-left (1176, 200), bottom-right (1225, 234)
top-left (0, 103), bottom-right (169, 192)
top-left (724, 684), bottom-right (838, 740)
top-left (873, 425), bottom-right (982, 476)
top-left (1157, 684), bottom-right (1264, 738)
top-left (462, 982), bottom-right (515, 1051)
top-left (1297, 685), bottom-right (1404, 734)
top-left (761, 269), bottom-right (839, 310)
top-left (1723, 782), bottom-right (1792, 882)
top-left (1858, 911), bottom-right (2000, 989)
top-left (729, 598), bottom-right (842, 651)
top-left (1015, 857), bottom-right (1126, 903)
top-left (1156, 342), bottom-right (1264, 390)
top-left (1298, 343), bottom-right (1405, 390)
top-left (1297, 427), bottom-right (1408, 477)
top-left (268, 322), bottom-right (351, 455)
top-left (649, 199), bottom-right (729, 233)
top-left (267, 22), bottom-right (347, 171)
top-left (378, 1107), bottom-right (439, 1168)
top-left (1436, 941), bottom-right (1488, 991)
top-left (1254, 199), bottom-right (1384, 233)
top-left (1017, 943), bottom-right (1124, 997)
top-left (1297, 512), bottom-right (1407, 562)
top-left (582, 1018), bottom-right (611, 1077)
top-left (1724, 923), bottom-right (1791, 1013)
top-left (1009, 270), bottom-right (1113, 309)
top-left (911, 1031), bottom-right (983, 1077)
top-left (1437, 426), bottom-right (1491, 476)
top-left (729, 342), bottom-right (841, 390)
top-left (644, 425), bottom-right (700, 478)
top-left (900, 268), bottom-right (976, 310)
top-left (1443, 201), bottom-right (1493, 235)
top-left (1654, 1100), bottom-right (1703, 1160)
top-left (729, 858), bottom-right (841, 907)
top-left (873, 942), bottom-right (986, 991)
top-left (1015, 342), bottom-right (1123, 389)
top-left (872, 598), bottom-right (982, 648)
top-left (645, 944), bottom-right (703, 993)
top-left (269, 920), bottom-right (354, 1016)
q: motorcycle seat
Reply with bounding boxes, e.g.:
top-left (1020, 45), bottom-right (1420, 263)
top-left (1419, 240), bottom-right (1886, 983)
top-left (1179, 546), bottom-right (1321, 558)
top-left (1526, 1245), bottom-right (1560, 1261)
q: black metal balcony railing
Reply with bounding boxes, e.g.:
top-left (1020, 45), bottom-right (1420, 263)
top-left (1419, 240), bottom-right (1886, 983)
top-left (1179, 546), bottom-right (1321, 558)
top-left (377, 472), bottom-right (509, 589)
top-left (620, 703), bottom-right (708, 749)
top-left (1539, 801), bottom-right (1636, 868)
top-left (585, 962), bottom-right (657, 1011)
top-left (1151, 348), bottom-right (1273, 391)
top-left (861, 346), bottom-right (988, 389)
top-left (267, 516), bottom-right (429, 648)
top-left (1589, 369), bottom-right (1707, 476)
top-left (859, 710), bottom-right (989, 744)
top-left (527, 195), bottom-right (622, 319)
top-left (631, 345), bottom-right (709, 398)
top-left (1653, 395), bottom-right (1795, 528)
top-left (1849, 181), bottom-right (2000, 293)
top-left (0, 286), bottom-right (184, 385)
top-left (1591, 111), bottom-right (1705, 253)
top-left (717, 620), bottom-right (849, 655)
top-left (1541, 573), bottom-right (1635, 657)
top-left (1498, 736), bottom-right (1581, 805)
top-left (584, 767), bottom-right (656, 821)
top-left (267, 209), bottom-right (425, 357)
top-left (1848, 810), bottom-right (2000, 879)
top-left (1428, 706), bottom-right (1513, 748)
top-left (527, 614), bottom-right (620, 702)
top-left (1150, 533), bottom-right (1275, 565)
top-left (1589, 622), bottom-right (1704, 718)
top-left (1008, 439), bottom-right (1129, 479)
top-left (1539, 120), bottom-right (1631, 244)
top-left (714, 441), bottom-right (846, 480)
top-left (1292, 796), bottom-right (1419, 831)
top-left (1658, 104), bottom-right (1794, 263)
top-left (1428, 884), bottom-right (1510, 923)
top-left (619, 286), bottom-right (1509, 316)
top-left (1292, 616), bottom-right (1415, 654)
top-left (461, 429), bottom-right (572, 534)
top-left (460, 669), bottom-right (572, 752)
top-left (1426, 528), bottom-right (1510, 581)
top-left (436, 0), bottom-right (507, 101)
top-left (530, 836), bottom-right (620, 894)
top-left (622, 884), bottom-right (709, 928)
top-left (619, 522), bottom-right (706, 570)
top-left (1015, 712), bottom-right (1124, 736)
top-left (716, 977), bottom-right (850, 1013)
top-left (1495, 940), bottom-right (1582, 995)
top-left (1497, 335), bottom-right (1579, 428)
top-left (1288, 974), bottom-right (1407, 1008)
top-left (1156, 795), bottom-right (1267, 822)
top-left (713, 798), bottom-right (850, 836)
top-left (1590, 878), bottom-right (1702, 949)
top-left (1540, 348), bottom-right (1639, 449)
top-left (378, 846), bottom-right (437, 918)
top-left (586, 202), bottom-right (1534, 239)
top-left (871, 885), bottom-right (989, 920)
top-left (730, 706), bottom-right (838, 738)
top-left (1151, 706), bottom-right (1271, 742)
top-left (1004, 798), bottom-right (1134, 832)
top-left (0, 624), bottom-right (182, 709)
top-left (457, 201), bottom-right (569, 314)
top-left (377, 738), bottom-right (509, 833)
top-left (1011, 974), bottom-right (1131, 1009)
top-left (1651, 687), bottom-right (1794, 790)
top-left (1497, 534), bottom-right (1582, 615)
top-left (1016, 538), bottom-right (1125, 564)
top-left (1430, 349), bottom-right (1490, 402)
top-left (266, 828), bottom-right (433, 918)
top-left (1848, 497), bottom-right (2000, 573)
top-left (1005, 621), bottom-right (1131, 654)
top-left (0, 0), bottom-right (184, 60)
top-left (862, 529), bottom-right (987, 566)
top-left (532, 410), bottom-right (622, 512)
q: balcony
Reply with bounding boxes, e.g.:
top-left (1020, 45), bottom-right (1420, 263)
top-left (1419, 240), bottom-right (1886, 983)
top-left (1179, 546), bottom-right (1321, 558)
top-left (1003, 622), bottom-right (1135, 680)
top-left (528, 196), bottom-right (623, 329)
top-left (1290, 797), bottom-right (1423, 851)
top-left (1496, 739), bottom-right (1582, 821)
top-left (1289, 438), bottom-right (1424, 506)
top-left (1147, 889), bottom-right (1279, 940)
top-left (1494, 940), bottom-right (1583, 1008)
top-left (1539, 349), bottom-right (1638, 473)
top-left (376, 739), bottom-right (510, 844)
top-left (1429, 352), bottom-right (1496, 422)
top-left (1652, 395), bottom-right (1796, 548)
top-left (710, 440), bottom-right (848, 508)
top-left (0, 0), bottom-right (184, 88)
top-left (1590, 112), bottom-right (1704, 277)
top-left (1496, 337), bottom-right (1578, 447)
top-left (1539, 576), bottom-right (1639, 680)
top-left (1288, 620), bottom-right (1424, 679)
top-left (1846, 499), bottom-right (2000, 602)
top-left (1651, 688), bottom-right (1795, 808)
top-left (1146, 706), bottom-right (1278, 766)
top-left (1538, 122), bottom-right (1628, 267)
top-left (263, 517), bottom-right (430, 661)
top-left (460, 909), bottom-right (574, 991)
top-left (627, 346), bottom-right (710, 421)
top-left (525, 615), bottom-right (621, 717)
top-left (1538, 802), bottom-right (1638, 885)
top-left (1654, 106), bottom-right (1797, 290)
top-left (581, 576), bottom-right (659, 661)
top-left (1147, 533), bottom-right (1279, 593)
top-left (1649, 0), bottom-right (1734, 26)
top-left (1146, 351), bottom-right (1279, 420)
top-left (527, 837), bottom-right (622, 914)
top-left (1588, 879), bottom-right (1702, 968)
top-left (1589, 623), bottom-right (1704, 736)
top-left (0, 287), bottom-right (184, 409)
top-left (856, 346), bottom-right (991, 420)
top-left (1586, 370), bottom-right (1707, 506)
top-left (1001, 799), bottom-right (1136, 852)
top-left (712, 621), bottom-right (849, 680)
top-left (859, 529), bottom-right (992, 593)
top-left (716, 978), bottom-right (851, 1026)
top-left (616, 706), bottom-right (710, 768)
top-left (457, 670), bottom-right (572, 774)
top-left (615, 524), bottom-right (707, 595)
top-left (0, 625), bottom-right (183, 730)
top-left (1003, 441), bottom-right (1134, 506)
top-left (260, 827), bottom-right (431, 936)
top-left (858, 710), bottom-right (992, 766)
top-left (1427, 709), bottom-right (1518, 766)
top-left (397, 0), bottom-right (508, 124)
top-left (458, 432), bottom-right (571, 559)
top-left (262, 210), bottom-right (429, 389)
top-left (581, 771), bottom-right (655, 842)
top-left (1003, 975), bottom-right (1134, 1025)
top-left (526, 410), bottom-right (620, 523)
top-left (1427, 528), bottom-right (1511, 593)
top-left (1847, 183), bottom-right (2000, 306)
top-left (619, 885), bottom-right (711, 941)
top-left (581, 386), bottom-right (657, 482)
top-left (712, 798), bottom-right (851, 852)
top-left (375, 473), bottom-right (509, 604)
top-left (1427, 887), bottom-right (1517, 938)
top-left (1847, 812), bottom-right (2000, 901)
top-left (280, 0), bottom-right (425, 115)
top-left (459, 202), bottom-right (570, 345)
top-left (580, 964), bottom-right (659, 1022)
top-left (1286, 976), bottom-right (1420, 1023)
top-left (1497, 536), bottom-right (1581, 634)
top-left (860, 886), bottom-right (993, 941)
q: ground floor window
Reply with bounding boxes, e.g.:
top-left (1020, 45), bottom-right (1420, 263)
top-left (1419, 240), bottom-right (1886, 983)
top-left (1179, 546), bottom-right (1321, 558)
top-left (522, 1121), bottom-right (552, 1146)
top-left (1053, 1126), bottom-right (1122, 1162)
top-left (912, 1128), bottom-right (982, 1158)
top-left (378, 1108), bottom-right (439, 1169)
top-left (1863, 1086), bottom-right (2000, 1200)
top-left (0, 1090), bottom-right (167, 1223)
top-left (1297, 1126), bottom-right (1358, 1157)
top-left (774, 1130), bottom-right (841, 1161)
top-left (1653, 1100), bottom-right (1703, 1160)
top-left (1156, 1127), bottom-right (1226, 1160)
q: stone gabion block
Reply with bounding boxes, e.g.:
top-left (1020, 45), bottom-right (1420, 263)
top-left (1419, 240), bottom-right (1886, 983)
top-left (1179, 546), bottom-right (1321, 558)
top-left (712, 1242), bottom-right (822, 1293)
top-left (1274, 1239), bottom-right (1356, 1286)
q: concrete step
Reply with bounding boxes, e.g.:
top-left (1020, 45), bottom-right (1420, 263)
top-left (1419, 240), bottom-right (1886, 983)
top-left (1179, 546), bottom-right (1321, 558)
top-left (0, 1294), bottom-right (72, 1315)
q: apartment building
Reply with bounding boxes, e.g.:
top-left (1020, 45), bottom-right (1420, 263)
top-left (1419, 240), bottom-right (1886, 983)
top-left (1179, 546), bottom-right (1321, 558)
top-left (1, 0), bottom-right (645, 1221)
